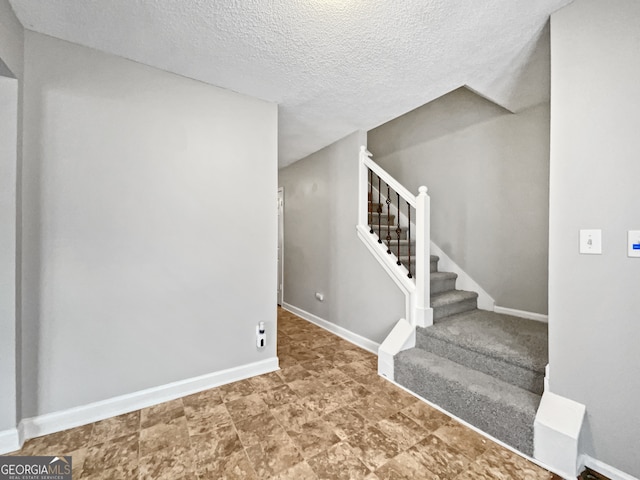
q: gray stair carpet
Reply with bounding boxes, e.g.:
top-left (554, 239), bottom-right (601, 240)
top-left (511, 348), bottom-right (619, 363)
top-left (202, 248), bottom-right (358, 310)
top-left (431, 290), bottom-right (478, 320)
top-left (395, 348), bottom-right (540, 455)
top-left (368, 216), bottom-right (398, 228)
top-left (417, 310), bottom-right (547, 394)
top-left (431, 271), bottom-right (458, 294)
top-left (391, 252), bottom-right (546, 456)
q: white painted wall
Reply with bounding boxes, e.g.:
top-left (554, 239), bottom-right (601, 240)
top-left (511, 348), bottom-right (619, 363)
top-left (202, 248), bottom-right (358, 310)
top-left (550, 0), bottom-right (640, 476)
top-left (20, 31), bottom-right (277, 417)
top-left (369, 87), bottom-right (550, 314)
top-left (278, 131), bottom-right (406, 343)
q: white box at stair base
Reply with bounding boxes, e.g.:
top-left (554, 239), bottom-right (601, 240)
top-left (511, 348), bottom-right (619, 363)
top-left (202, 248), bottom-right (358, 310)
top-left (534, 391), bottom-right (586, 478)
top-left (378, 318), bottom-right (416, 380)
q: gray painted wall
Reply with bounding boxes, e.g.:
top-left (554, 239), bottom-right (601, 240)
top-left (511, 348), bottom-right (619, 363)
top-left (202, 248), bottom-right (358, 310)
top-left (549, 1), bottom-right (640, 476)
top-left (0, 75), bottom-right (18, 432)
top-left (279, 131), bottom-right (406, 343)
top-left (0, 0), bottom-right (23, 78)
top-left (20, 31), bottom-right (277, 417)
top-left (369, 88), bottom-right (550, 314)
top-left (0, 0), bottom-right (22, 434)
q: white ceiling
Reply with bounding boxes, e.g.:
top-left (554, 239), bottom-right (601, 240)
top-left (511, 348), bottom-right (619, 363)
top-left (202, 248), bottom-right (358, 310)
top-left (9, 0), bottom-right (571, 167)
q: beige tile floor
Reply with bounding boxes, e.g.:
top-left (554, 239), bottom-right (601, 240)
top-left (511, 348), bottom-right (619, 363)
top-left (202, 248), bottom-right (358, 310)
top-left (4, 307), bottom-right (562, 479)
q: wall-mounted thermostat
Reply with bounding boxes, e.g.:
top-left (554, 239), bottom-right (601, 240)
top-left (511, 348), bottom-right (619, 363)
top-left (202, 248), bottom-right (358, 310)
top-left (628, 231), bottom-right (640, 258)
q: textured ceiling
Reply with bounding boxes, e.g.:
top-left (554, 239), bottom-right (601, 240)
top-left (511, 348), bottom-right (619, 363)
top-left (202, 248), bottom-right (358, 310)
top-left (9, 0), bottom-right (571, 167)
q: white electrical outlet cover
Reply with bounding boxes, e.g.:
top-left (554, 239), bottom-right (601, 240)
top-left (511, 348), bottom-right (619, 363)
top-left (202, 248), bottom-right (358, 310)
top-left (628, 230), bottom-right (640, 258)
top-left (579, 229), bottom-right (602, 255)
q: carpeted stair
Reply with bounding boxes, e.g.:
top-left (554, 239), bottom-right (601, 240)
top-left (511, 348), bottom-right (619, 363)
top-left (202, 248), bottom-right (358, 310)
top-left (392, 253), bottom-right (548, 456)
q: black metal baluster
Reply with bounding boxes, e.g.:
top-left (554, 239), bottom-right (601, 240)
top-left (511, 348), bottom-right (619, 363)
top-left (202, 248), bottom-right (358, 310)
top-left (396, 192), bottom-right (402, 265)
top-left (386, 184), bottom-right (392, 254)
top-left (407, 202), bottom-right (413, 278)
top-left (369, 169), bottom-right (374, 234)
top-left (377, 175), bottom-right (382, 243)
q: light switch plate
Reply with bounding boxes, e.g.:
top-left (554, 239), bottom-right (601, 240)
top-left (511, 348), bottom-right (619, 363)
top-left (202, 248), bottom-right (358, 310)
top-left (628, 230), bottom-right (640, 258)
top-left (580, 229), bottom-right (602, 255)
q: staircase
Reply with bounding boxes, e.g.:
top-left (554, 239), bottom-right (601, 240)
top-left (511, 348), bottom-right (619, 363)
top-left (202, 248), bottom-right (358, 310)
top-left (394, 253), bottom-right (547, 456)
top-left (358, 148), bottom-right (547, 458)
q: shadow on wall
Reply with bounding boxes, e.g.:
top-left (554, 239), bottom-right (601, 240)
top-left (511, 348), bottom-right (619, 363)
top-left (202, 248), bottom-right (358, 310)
top-left (468, 22), bottom-right (552, 114)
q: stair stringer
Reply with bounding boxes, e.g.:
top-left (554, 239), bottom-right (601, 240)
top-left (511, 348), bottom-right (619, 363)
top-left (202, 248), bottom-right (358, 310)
top-left (377, 318), bottom-right (415, 381)
top-left (355, 224), bottom-right (415, 323)
top-left (429, 242), bottom-right (495, 311)
top-left (356, 224), bottom-right (420, 382)
top-left (369, 183), bottom-right (495, 312)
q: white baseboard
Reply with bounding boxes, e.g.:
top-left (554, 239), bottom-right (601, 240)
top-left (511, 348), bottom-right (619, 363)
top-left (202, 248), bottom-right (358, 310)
top-left (581, 456), bottom-right (639, 480)
top-left (282, 303), bottom-right (380, 354)
top-left (494, 305), bottom-right (548, 323)
top-left (14, 357), bottom-right (279, 449)
top-left (0, 427), bottom-right (20, 455)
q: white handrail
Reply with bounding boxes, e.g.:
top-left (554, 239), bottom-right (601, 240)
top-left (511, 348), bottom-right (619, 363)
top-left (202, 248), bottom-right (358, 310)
top-left (357, 145), bottom-right (433, 328)
top-left (360, 147), bottom-right (416, 207)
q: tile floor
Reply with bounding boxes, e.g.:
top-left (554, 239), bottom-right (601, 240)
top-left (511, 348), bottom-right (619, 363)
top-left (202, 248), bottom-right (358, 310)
top-left (4, 307), bottom-right (562, 479)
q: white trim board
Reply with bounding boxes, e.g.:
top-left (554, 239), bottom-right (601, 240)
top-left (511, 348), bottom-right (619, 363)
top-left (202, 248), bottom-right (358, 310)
top-left (494, 306), bottom-right (548, 323)
top-left (429, 242), bottom-right (495, 311)
top-left (534, 391), bottom-right (585, 479)
top-left (282, 303), bottom-right (380, 354)
top-left (581, 456), bottom-right (639, 480)
top-left (0, 428), bottom-right (20, 455)
top-left (378, 318), bottom-right (415, 380)
top-left (10, 357), bottom-right (278, 452)
top-left (277, 186), bottom-right (284, 307)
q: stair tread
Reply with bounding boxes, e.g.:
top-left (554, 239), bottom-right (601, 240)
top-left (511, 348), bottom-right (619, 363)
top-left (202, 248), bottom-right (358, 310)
top-left (430, 271), bottom-right (457, 281)
top-left (384, 239), bottom-right (414, 245)
top-left (420, 310), bottom-right (548, 373)
top-left (398, 255), bottom-right (440, 262)
top-left (430, 290), bottom-right (478, 307)
top-left (396, 349), bottom-right (541, 414)
top-left (395, 348), bottom-right (540, 455)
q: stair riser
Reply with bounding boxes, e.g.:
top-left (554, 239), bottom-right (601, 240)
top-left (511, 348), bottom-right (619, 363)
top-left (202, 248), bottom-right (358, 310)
top-left (432, 298), bottom-right (477, 320)
top-left (375, 233), bottom-right (407, 246)
top-left (368, 214), bottom-right (397, 225)
top-left (416, 332), bottom-right (544, 395)
top-left (395, 358), bottom-right (536, 455)
top-left (369, 228), bottom-right (409, 241)
top-left (378, 244), bottom-right (415, 256)
top-left (431, 276), bottom-right (457, 295)
top-left (396, 259), bottom-right (438, 273)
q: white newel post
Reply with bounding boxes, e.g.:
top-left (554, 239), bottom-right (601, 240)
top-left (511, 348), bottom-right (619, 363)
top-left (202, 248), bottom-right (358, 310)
top-left (414, 186), bottom-right (433, 327)
top-left (358, 146), bottom-right (370, 227)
